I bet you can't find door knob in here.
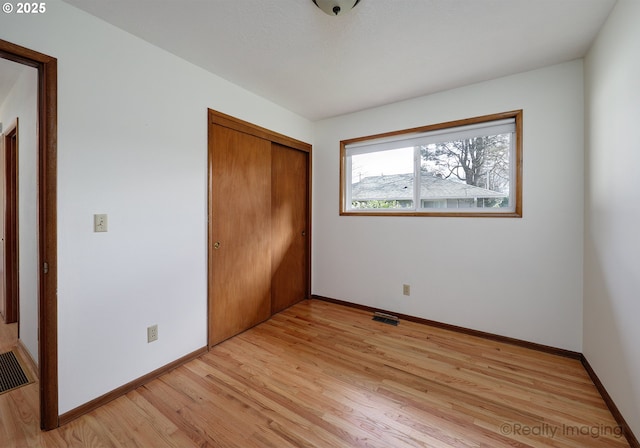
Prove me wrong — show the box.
[213,241,221,249]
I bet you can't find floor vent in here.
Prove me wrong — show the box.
[373,312,399,326]
[0,350,32,395]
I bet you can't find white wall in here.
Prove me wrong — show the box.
[4,0,634,430]
[584,0,640,436]
[1,0,312,414]
[313,61,585,352]
[0,65,39,364]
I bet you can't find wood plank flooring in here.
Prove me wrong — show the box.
[0,319,18,353]
[1,299,630,447]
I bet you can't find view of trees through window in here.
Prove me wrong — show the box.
[419,133,511,209]
[342,111,522,216]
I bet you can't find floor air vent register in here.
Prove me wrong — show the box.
[0,350,33,394]
[372,311,399,326]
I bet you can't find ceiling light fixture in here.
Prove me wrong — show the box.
[312,0,361,16]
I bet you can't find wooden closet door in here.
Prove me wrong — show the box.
[209,124,272,346]
[271,143,309,314]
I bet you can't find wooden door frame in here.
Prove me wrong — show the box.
[3,119,19,325]
[0,39,58,430]
[207,109,312,348]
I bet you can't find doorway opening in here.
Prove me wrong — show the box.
[0,38,58,430]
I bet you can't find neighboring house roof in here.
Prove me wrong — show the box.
[351,172,506,201]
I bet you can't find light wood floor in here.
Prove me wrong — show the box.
[1,299,630,447]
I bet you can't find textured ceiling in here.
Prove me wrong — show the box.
[61,0,615,120]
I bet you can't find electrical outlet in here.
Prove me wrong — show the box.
[147,324,158,343]
[403,284,411,296]
[94,214,108,232]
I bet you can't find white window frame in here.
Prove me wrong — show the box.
[340,110,523,217]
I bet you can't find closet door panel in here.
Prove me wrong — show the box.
[271,143,308,314]
[209,124,272,346]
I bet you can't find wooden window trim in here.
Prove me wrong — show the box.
[340,110,523,218]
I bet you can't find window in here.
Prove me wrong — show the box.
[340,110,522,217]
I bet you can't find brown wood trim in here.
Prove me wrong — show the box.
[311,295,582,359]
[513,109,523,217]
[208,109,311,153]
[59,345,208,426]
[0,39,52,69]
[0,38,58,430]
[39,53,58,431]
[306,149,313,301]
[339,211,523,218]
[339,110,523,218]
[3,120,19,325]
[342,110,522,146]
[207,118,214,348]
[581,355,640,448]
[207,121,215,348]
[339,140,347,215]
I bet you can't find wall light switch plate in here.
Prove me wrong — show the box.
[94,214,108,232]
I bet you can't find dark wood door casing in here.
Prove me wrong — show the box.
[3,122,19,324]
